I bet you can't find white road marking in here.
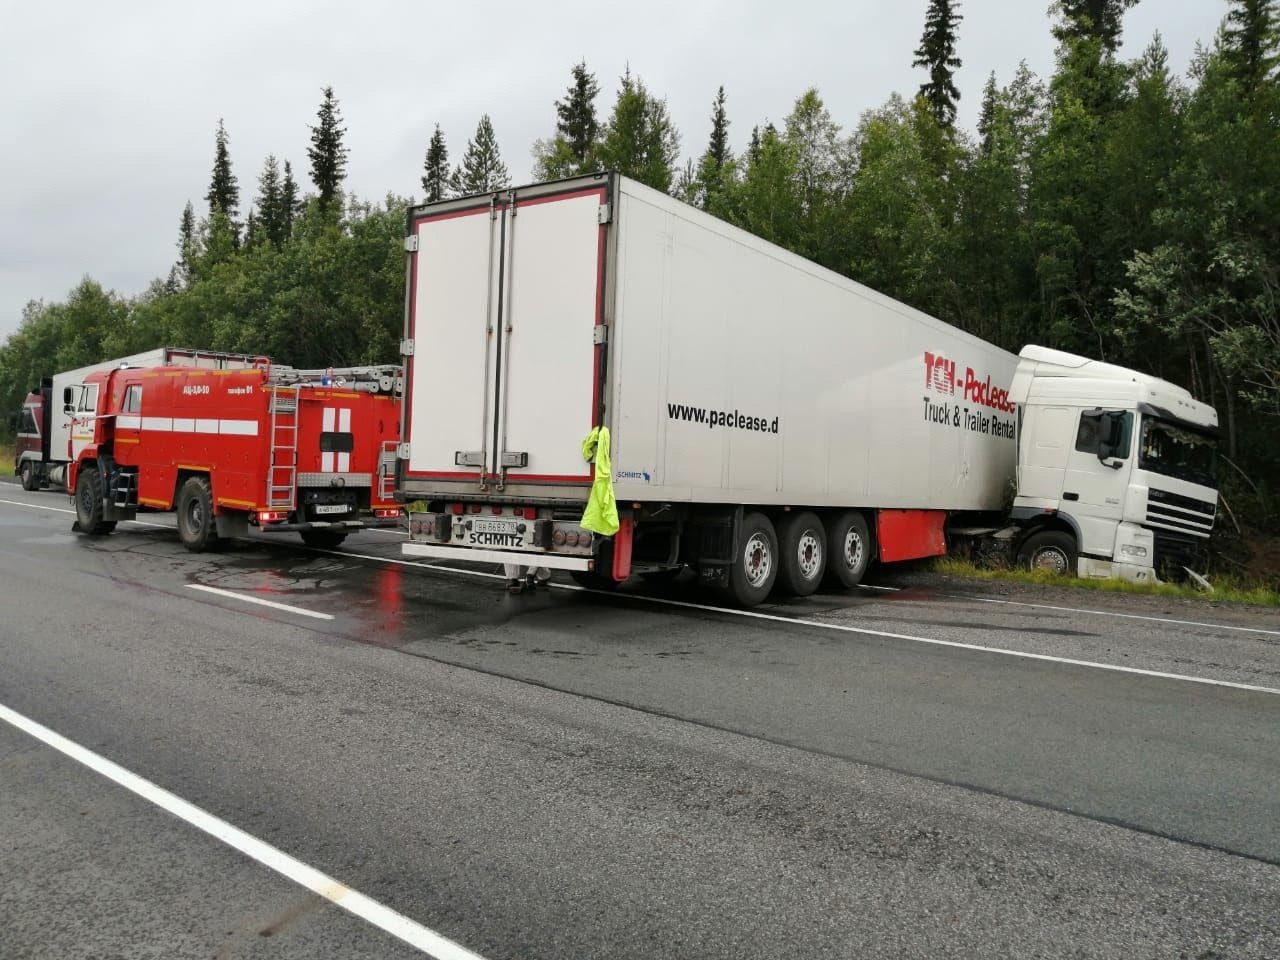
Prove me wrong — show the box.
[2,495,1275,689]
[0,701,486,960]
[951,593,1280,638]
[0,497,169,529]
[187,584,334,620]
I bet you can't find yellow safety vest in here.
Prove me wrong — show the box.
[580,426,619,536]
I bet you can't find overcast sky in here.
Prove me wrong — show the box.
[0,0,1228,343]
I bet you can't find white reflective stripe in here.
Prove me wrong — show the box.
[337,452,350,471]
[338,408,351,432]
[322,452,335,472]
[172,418,195,432]
[219,419,258,436]
[116,415,142,429]
[141,417,173,431]
[195,419,219,434]
[323,407,336,431]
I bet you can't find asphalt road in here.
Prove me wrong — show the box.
[1,483,1278,959]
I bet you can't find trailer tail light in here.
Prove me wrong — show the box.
[450,503,464,515]
[409,512,451,542]
[374,508,400,519]
[470,504,482,513]
[492,505,503,515]
[553,530,566,546]
[258,511,288,524]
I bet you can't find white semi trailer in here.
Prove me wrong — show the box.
[397,173,1218,604]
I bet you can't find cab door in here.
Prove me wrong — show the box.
[1062,408,1133,554]
[69,383,99,462]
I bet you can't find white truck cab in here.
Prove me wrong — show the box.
[1009,346,1219,583]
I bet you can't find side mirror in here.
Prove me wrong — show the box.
[62,387,74,406]
[63,403,75,414]
[1096,412,1125,463]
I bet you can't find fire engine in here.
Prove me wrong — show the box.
[65,355,404,551]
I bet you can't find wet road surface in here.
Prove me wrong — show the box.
[1,486,1278,958]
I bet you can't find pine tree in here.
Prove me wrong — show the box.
[596,69,680,193]
[556,61,601,168]
[280,161,299,237]
[256,155,284,245]
[913,0,963,128]
[205,119,239,242]
[1052,0,1138,52]
[308,86,349,211]
[1223,0,1280,92]
[421,124,450,201]
[451,115,510,195]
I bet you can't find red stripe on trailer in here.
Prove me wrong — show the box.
[611,516,634,581]
[876,509,947,563]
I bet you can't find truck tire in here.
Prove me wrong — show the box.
[777,511,826,596]
[1018,530,1077,576]
[300,530,348,550]
[177,475,218,552]
[74,466,115,535]
[728,512,778,607]
[825,511,872,588]
[20,460,38,491]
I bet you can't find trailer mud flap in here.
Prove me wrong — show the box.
[876,509,947,563]
[692,506,741,587]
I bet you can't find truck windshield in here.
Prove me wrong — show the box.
[1138,418,1217,488]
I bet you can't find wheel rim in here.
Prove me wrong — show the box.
[186,498,203,534]
[1032,546,1069,575]
[79,480,93,519]
[743,532,772,588]
[843,528,864,573]
[797,530,822,580]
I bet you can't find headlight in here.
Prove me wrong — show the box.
[1120,544,1148,558]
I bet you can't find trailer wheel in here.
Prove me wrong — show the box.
[825,511,872,588]
[1018,530,1077,576]
[20,461,38,491]
[728,512,778,607]
[74,466,115,535]
[177,475,218,552]
[777,511,826,596]
[300,530,348,550]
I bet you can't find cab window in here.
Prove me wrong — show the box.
[123,385,143,413]
[1075,410,1133,458]
[77,384,98,413]
[19,407,38,434]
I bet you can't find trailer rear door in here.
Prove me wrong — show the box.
[404,182,608,490]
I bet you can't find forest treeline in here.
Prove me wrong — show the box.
[1,1,1277,534]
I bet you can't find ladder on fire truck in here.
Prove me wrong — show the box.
[267,385,300,509]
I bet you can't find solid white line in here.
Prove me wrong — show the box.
[187,584,334,620]
[308,546,1280,698]
[0,497,170,529]
[951,593,1280,638]
[0,701,486,960]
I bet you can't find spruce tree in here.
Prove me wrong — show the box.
[596,70,681,193]
[707,86,730,169]
[912,0,963,129]
[1223,0,1280,92]
[176,201,198,286]
[1051,0,1138,52]
[977,72,998,154]
[556,61,601,168]
[451,115,510,195]
[692,86,733,211]
[256,155,283,245]
[308,86,349,211]
[421,124,450,201]
[205,119,239,241]
[280,161,299,237]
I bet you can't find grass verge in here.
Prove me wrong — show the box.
[933,556,1280,608]
[0,442,14,476]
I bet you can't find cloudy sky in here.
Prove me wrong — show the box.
[0,1,1227,342]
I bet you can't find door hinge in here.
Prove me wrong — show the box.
[397,442,411,460]
[403,235,419,253]
[400,338,415,357]
[597,203,612,225]
[593,326,608,345]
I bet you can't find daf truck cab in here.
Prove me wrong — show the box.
[1009,346,1219,583]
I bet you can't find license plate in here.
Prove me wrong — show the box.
[314,504,349,515]
[472,518,519,535]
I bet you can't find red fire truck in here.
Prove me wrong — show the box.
[65,357,404,551]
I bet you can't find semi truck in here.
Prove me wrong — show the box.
[395,173,1219,605]
[62,352,404,550]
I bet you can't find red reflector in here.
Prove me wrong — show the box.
[470,504,482,514]
[450,503,464,516]
[491,505,502,515]
[524,507,537,519]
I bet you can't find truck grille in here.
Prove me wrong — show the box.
[1145,488,1215,537]
[1151,529,1206,580]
